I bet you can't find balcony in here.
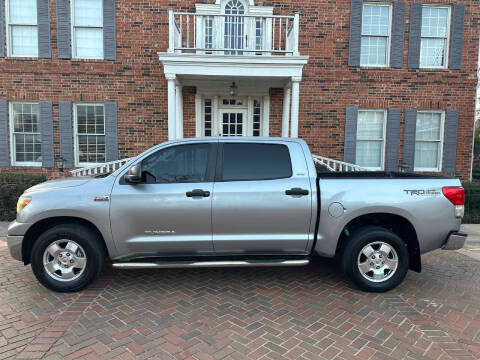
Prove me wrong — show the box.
[167,10,300,56]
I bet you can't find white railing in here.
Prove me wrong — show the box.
[312,155,367,172]
[70,158,133,177]
[168,10,299,56]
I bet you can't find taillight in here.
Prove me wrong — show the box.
[442,187,465,206]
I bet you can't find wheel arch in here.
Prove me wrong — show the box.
[335,213,421,272]
[22,217,109,265]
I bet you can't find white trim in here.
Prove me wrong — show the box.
[9,101,42,167]
[71,0,104,60]
[73,103,106,167]
[195,93,203,137]
[414,110,445,173]
[360,3,393,68]
[419,5,451,70]
[356,109,388,171]
[5,0,39,58]
[262,95,270,136]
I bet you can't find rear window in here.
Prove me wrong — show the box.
[221,143,292,181]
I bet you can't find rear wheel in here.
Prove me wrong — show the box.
[31,224,105,292]
[341,226,409,292]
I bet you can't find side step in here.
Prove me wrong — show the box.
[112,259,310,269]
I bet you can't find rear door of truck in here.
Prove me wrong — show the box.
[211,140,313,255]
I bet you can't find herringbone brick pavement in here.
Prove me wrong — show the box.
[0,247,479,359]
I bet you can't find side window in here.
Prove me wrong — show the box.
[74,104,105,165]
[420,6,450,69]
[7,0,38,57]
[414,111,444,172]
[71,0,104,59]
[356,109,387,170]
[222,143,292,181]
[142,144,211,184]
[10,102,41,166]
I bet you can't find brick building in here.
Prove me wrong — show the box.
[0,0,478,180]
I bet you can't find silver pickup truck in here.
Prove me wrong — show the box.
[7,137,467,293]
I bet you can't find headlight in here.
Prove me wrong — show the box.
[17,196,32,214]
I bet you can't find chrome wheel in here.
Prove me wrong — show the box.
[43,240,87,282]
[357,241,398,283]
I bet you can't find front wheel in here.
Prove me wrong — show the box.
[30,224,105,292]
[341,226,409,292]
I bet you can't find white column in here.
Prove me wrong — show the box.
[263,95,270,136]
[290,77,301,138]
[166,74,177,140]
[175,82,183,139]
[282,86,291,137]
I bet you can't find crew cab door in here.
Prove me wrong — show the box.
[212,141,313,255]
[110,142,217,258]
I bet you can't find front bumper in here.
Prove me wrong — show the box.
[442,231,468,251]
[7,235,23,261]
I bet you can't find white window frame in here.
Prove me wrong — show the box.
[356,109,387,171]
[73,103,106,167]
[9,101,42,167]
[414,110,445,172]
[70,0,104,59]
[419,5,451,69]
[5,0,38,58]
[360,3,393,68]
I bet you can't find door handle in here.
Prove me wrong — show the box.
[285,188,309,196]
[186,189,210,198]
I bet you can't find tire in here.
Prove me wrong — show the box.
[30,224,105,292]
[340,226,409,293]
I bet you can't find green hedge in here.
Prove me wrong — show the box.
[0,173,46,222]
[464,181,480,224]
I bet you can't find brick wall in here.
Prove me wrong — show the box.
[0,0,478,181]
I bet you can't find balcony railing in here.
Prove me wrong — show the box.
[168,10,300,56]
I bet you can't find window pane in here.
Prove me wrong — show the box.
[362,5,390,36]
[415,141,439,169]
[77,105,104,135]
[14,133,41,163]
[11,26,38,57]
[421,7,449,38]
[9,0,37,24]
[78,135,106,163]
[356,140,382,168]
[74,28,103,58]
[420,38,445,67]
[360,36,387,66]
[357,111,385,139]
[74,0,103,27]
[222,143,292,181]
[416,112,442,141]
[142,144,210,184]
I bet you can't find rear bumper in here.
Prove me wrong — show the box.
[7,235,23,261]
[442,231,467,251]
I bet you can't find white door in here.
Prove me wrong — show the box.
[219,109,248,136]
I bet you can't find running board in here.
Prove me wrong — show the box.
[111,259,310,269]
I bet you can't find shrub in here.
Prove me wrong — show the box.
[464,181,480,224]
[0,173,46,222]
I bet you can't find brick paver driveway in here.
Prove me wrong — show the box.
[1,248,480,360]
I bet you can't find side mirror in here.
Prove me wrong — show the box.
[124,164,143,184]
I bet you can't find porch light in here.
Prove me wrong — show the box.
[55,156,66,173]
[230,82,238,97]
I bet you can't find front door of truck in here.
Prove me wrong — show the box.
[212,141,312,255]
[110,142,217,258]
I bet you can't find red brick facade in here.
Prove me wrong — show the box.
[0,0,478,180]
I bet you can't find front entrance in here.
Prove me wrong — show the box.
[197,95,268,137]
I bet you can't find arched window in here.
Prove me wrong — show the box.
[224,0,245,54]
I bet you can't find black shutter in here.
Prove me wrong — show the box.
[0,100,8,166]
[385,109,401,172]
[403,109,417,171]
[443,110,459,174]
[59,101,74,168]
[105,102,118,162]
[103,0,116,60]
[0,0,4,57]
[37,0,51,58]
[56,0,71,59]
[407,3,423,69]
[390,2,406,68]
[40,101,54,168]
[344,107,359,164]
[348,0,363,67]
[449,4,465,70]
